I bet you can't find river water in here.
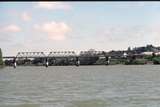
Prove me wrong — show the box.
[0,65,160,107]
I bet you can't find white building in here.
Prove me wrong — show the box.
[155,52,160,55]
[141,52,153,56]
[123,52,127,57]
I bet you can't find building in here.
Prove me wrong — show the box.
[141,52,153,56]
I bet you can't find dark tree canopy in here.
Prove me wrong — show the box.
[127,47,131,51]
[0,48,3,65]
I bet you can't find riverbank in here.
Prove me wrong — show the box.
[3,63,159,67]
[3,55,160,67]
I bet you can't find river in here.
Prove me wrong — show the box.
[0,65,160,107]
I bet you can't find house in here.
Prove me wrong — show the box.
[155,52,160,55]
[141,52,153,56]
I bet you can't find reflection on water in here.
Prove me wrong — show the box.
[0,65,160,107]
[0,104,40,107]
[69,99,108,107]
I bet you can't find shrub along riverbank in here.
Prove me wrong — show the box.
[94,54,160,65]
[3,56,160,66]
[0,48,4,67]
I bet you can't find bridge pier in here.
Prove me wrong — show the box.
[13,58,17,68]
[105,56,111,65]
[53,57,56,65]
[75,56,80,66]
[45,58,49,67]
[66,57,69,65]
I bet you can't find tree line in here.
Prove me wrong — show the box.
[0,48,3,66]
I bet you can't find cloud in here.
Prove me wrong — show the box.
[21,12,31,21]
[35,2,71,10]
[34,21,71,40]
[0,24,21,32]
[96,25,160,48]
[0,24,21,45]
[113,2,146,8]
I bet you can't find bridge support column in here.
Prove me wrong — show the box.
[105,56,111,65]
[66,57,69,65]
[53,57,56,66]
[13,58,17,68]
[75,56,80,66]
[45,58,49,67]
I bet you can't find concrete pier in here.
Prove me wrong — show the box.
[45,61,48,67]
[45,58,49,67]
[13,61,17,68]
[76,57,80,66]
[105,56,111,65]
[12,57,17,68]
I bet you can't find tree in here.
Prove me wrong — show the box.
[127,47,131,51]
[153,57,160,64]
[0,48,3,65]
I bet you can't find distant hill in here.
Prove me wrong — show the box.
[131,45,160,54]
[106,44,160,58]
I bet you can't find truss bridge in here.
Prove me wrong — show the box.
[2,50,108,67]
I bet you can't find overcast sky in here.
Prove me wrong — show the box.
[1,2,160,56]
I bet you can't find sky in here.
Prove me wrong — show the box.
[1,2,160,56]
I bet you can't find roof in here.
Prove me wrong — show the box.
[141,52,153,55]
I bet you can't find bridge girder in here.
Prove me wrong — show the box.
[3,50,106,59]
[16,52,46,58]
[48,51,77,57]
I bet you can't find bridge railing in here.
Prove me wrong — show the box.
[48,51,77,57]
[16,52,46,58]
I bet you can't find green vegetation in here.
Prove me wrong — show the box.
[95,58,106,65]
[0,48,4,67]
[144,55,153,61]
[125,59,147,65]
[109,59,120,65]
[143,54,160,65]
[152,56,160,64]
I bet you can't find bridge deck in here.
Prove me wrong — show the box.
[3,55,104,59]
